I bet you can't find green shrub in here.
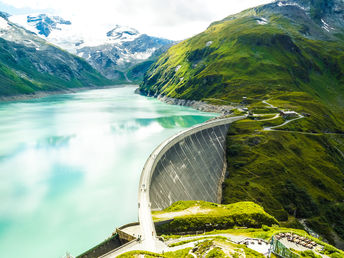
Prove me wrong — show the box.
[300,250,322,258]
[262,225,270,231]
[205,248,226,258]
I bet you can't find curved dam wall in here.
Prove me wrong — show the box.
[147,116,244,210]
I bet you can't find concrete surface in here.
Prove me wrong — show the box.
[101,116,245,257]
[137,116,245,253]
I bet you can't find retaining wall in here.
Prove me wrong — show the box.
[76,233,121,258]
[116,222,139,244]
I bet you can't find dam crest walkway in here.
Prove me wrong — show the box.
[102,116,245,257]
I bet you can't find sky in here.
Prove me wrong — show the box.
[0,0,274,40]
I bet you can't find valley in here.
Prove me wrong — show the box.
[0,0,343,257]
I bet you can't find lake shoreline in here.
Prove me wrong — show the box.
[135,88,235,115]
[0,84,132,103]
[0,86,216,258]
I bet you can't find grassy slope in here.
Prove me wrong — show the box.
[140,1,344,246]
[140,11,344,108]
[126,43,175,83]
[118,241,265,258]
[223,116,344,243]
[118,201,344,257]
[126,59,155,83]
[152,201,278,233]
[147,200,344,257]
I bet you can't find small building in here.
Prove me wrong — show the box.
[301,112,311,117]
[241,96,248,105]
[280,110,299,119]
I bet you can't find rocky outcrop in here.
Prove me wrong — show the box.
[156,95,234,114]
[135,88,235,114]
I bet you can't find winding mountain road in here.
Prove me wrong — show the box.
[261,100,305,131]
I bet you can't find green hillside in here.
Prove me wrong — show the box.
[224,116,344,244]
[0,38,111,97]
[140,7,344,108]
[152,201,278,233]
[140,0,344,247]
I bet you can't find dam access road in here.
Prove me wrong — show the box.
[101,116,245,257]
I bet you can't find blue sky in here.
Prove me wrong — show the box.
[0,0,274,40]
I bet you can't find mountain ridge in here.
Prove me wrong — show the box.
[9,13,174,81]
[0,13,111,97]
[139,0,344,248]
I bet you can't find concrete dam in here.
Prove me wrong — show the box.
[83,116,245,257]
[140,116,244,212]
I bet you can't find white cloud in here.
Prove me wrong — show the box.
[1,0,273,39]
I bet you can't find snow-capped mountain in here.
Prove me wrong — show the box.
[26,14,71,37]
[106,25,140,42]
[0,11,110,97]
[0,12,53,50]
[76,33,172,80]
[9,14,173,81]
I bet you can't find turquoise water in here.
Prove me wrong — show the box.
[0,86,216,258]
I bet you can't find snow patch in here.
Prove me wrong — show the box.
[277,1,306,10]
[0,17,9,30]
[175,65,182,72]
[116,48,155,65]
[206,41,213,47]
[132,48,156,60]
[257,17,268,25]
[10,15,142,52]
[321,19,333,32]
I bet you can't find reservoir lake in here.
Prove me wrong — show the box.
[0,86,216,258]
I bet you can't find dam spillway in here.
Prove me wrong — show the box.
[145,116,244,210]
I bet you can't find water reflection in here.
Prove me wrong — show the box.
[0,86,216,258]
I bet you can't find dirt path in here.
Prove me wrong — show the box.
[153,206,212,220]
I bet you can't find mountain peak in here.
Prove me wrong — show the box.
[273,0,344,27]
[106,25,140,41]
[0,11,10,20]
[26,14,72,37]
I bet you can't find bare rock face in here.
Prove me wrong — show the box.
[77,34,173,80]
[273,0,344,29]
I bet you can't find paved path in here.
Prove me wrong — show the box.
[162,233,270,255]
[264,115,304,131]
[164,233,247,246]
[255,113,279,121]
[262,100,277,109]
[261,100,305,131]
